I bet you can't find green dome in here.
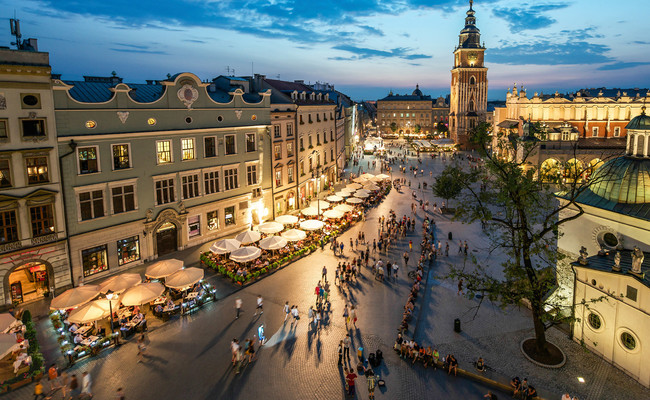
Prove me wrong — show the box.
[625,108,650,130]
[589,157,650,204]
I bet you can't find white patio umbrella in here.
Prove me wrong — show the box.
[165,267,204,290]
[236,230,262,244]
[301,207,323,216]
[353,177,368,184]
[346,197,363,204]
[370,176,384,182]
[258,221,284,234]
[51,285,101,310]
[334,204,354,213]
[0,314,19,334]
[360,173,375,179]
[326,195,344,202]
[354,192,370,199]
[0,334,19,359]
[335,191,351,198]
[259,236,288,250]
[282,229,307,242]
[309,200,330,209]
[300,219,325,231]
[323,209,344,220]
[67,299,120,324]
[363,184,380,191]
[275,215,299,225]
[99,273,141,294]
[356,188,371,194]
[346,183,362,190]
[145,259,183,279]
[210,238,241,254]
[376,173,390,180]
[230,246,262,263]
[120,282,165,306]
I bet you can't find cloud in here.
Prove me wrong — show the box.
[631,40,650,45]
[597,62,650,71]
[182,39,207,44]
[490,40,612,65]
[110,48,168,55]
[492,3,569,32]
[332,44,432,60]
[114,43,151,50]
[359,25,384,36]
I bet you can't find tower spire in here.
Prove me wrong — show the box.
[470,0,474,10]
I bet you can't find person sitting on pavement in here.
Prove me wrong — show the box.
[524,385,537,400]
[510,376,521,396]
[475,357,486,372]
[447,354,458,376]
[423,346,433,368]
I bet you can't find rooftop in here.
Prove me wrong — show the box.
[573,250,650,288]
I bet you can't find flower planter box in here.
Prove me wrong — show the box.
[8,377,32,391]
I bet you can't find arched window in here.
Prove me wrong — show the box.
[469,101,475,112]
[469,76,476,85]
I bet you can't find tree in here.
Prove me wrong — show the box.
[390,122,397,133]
[444,122,613,362]
[432,164,464,209]
[414,124,421,134]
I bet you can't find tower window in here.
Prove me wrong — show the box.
[470,76,476,85]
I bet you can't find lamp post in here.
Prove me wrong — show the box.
[106,290,119,345]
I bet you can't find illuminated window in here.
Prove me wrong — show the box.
[274,145,281,160]
[82,245,108,277]
[78,147,99,174]
[288,166,294,183]
[156,140,172,164]
[224,206,236,226]
[207,210,219,231]
[181,138,195,160]
[29,204,54,237]
[112,144,130,170]
[26,156,49,184]
[117,236,140,266]
[275,169,282,187]
[0,159,11,187]
[246,133,256,152]
[287,143,294,157]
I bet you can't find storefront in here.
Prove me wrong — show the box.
[7,261,51,304]
[156,222,178,256]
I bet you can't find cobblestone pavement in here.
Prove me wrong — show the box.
[9,143,650,400]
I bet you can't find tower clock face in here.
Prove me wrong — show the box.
[468,52,478,61]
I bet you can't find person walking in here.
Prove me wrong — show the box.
[235,298,242,319]
[393,263,399,280]
[33,379,45,400]
[351,306,357,329]
[338,340,344,365]
[291,305,299,325]
[343,333,351,362]
[254,295,263,315]
[403,251,409,267]
[343,304,350,329]
[137,334,146,363]
[340,242,344,255]
[322,266,328,282]
[69,374,80,399]
[80,371,92,398]
[366,368,377,400]
[47,363,59,393]
[283,301,290,323]
[345,367,358,396]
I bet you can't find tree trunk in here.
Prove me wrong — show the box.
[531,302,549,355]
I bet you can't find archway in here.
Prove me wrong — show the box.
[564,158,584,182]
[586,158,603,181]
[540,158,561,183]
[156,222,178,256]
[5,261,52,304]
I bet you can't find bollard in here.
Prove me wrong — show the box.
[454,318,461,333]
[448,232,453,240]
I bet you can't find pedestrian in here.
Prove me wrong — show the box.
[458,240,463,254]
[81,371,92,398]
[464,241,469,256]
[254,295,264,315]
[291,305,299,325]
[403,251,409,267]
[351,306,357,329]
[33,379,45,400]
[308,306,314,326]
[343,333,351,361]
[69,374,80,399]
[137,334,146,362]
[235,297,242,319]
[373,239,377,253]
[445,242,449,257]
[393,263,399,279]
[59,371,69,399]
[340,242,344,254]
[338,340,344,365]
[409,240,413,251]
[343,304,350,329]
[322,265,327,282]
[230,338,240,365]
[247,338,256,363]
[350,238,354,251]
[366,368,377,400]
[47,363,59,393]
[457,279,463,295]
[116,388,125,400]
[283,301,290,322]
[314,283,321,302]
[345,367,358,395]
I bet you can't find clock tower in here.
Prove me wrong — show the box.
[449,0,488,149]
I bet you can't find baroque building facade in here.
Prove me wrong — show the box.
[0,48,71,306]
[53,72,272,285]
[377,85,434,138]
[449,1,488,149]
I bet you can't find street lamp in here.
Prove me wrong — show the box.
[106,290,119,345]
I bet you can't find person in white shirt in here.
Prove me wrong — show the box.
[235,298,242,319]
[291,306,299,325]
[81,371,92,397]
[254,295,263,315]
[283,301,290,323]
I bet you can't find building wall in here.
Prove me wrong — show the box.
[0,49,71,305]
[270,108,298,216]
[376,100,433,137]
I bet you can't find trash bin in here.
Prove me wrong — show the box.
[454,318,461,333]
[448,232,453,240]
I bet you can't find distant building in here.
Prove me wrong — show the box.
[377,85,434,138]
[53,72,271,285]
[449,1,488,149]
[0,47,71,306]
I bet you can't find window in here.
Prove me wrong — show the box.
[308,135,313,148]
[26,156,49,184]
[225,135,236,155]
[78,147,99,174]
[21,94,40,108]
[117,236,140,266]
[287,123,293,136]
[204,170,220,195]
[181,138,195,160]
[626,285,638,302]
[204,137,217,158]
[274,145,281,160]
[21,119,46,138]
[288,166,294,183]
[207,210,219,231]
[247,164,258,185]
[621,332,636,350]
[592,127,599,137]
[287,143,294,157]
[300,161,304,175]
[246,133,256,152]
[29,204,54,237]
[587,313,602,330]
[0,159,11,187]
[0,210,18,243]
[274,125,281,138]
[112,144,130,170]
[155,178,175,205]
[308,157,312,172]
[79,190,105,221]
[613,127,621,137]
[275,169,282,187]
[224,167,238,191]
[331,149,334,163]
[156,140,172,164]
[224,206,236,226]
[188,215,201,238]
[182,174,200,199]
[0,120,8,138]
[330,130,334,141]
[112,185,135,214]
[561,131,569,141]
[82,245,108,277]
[299,137,304,150]
[299,115,304,124]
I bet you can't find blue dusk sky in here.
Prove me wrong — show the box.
[2,0,649,100]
